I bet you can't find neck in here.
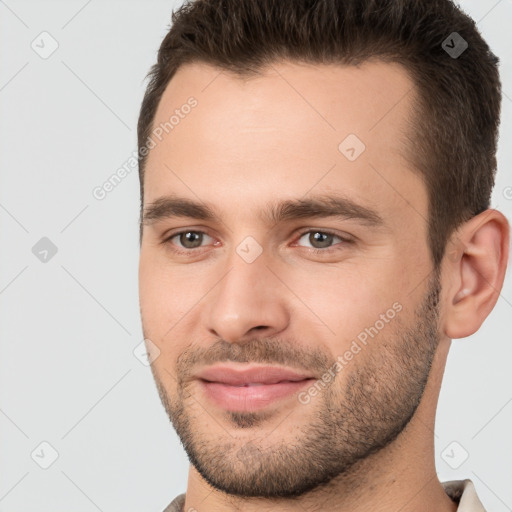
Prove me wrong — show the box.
[183,339,457,512]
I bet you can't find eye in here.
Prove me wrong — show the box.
[164,230,214,252]
[161,228,353,257]
[295,230,352,251]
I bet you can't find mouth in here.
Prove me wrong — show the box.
[194,364,316,412]
[221,381,300,387]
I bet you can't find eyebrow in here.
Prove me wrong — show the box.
[142,193,385,228]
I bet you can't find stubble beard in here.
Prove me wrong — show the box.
[150,272,441,498]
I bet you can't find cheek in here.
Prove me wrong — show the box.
[139,261,185,382]
[139,247,179,300]
[138,254,183,334]
[287,263,406,341]
[139,253,209,355]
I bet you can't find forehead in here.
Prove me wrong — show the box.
[143,59,426,227]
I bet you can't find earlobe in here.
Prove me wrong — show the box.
[443,209,510,340]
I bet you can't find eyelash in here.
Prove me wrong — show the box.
[161,228,353,256]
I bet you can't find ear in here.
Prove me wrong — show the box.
[442,209,510,339]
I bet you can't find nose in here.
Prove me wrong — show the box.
[203,250,290,343]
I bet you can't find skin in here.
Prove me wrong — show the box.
[138,60,509,512]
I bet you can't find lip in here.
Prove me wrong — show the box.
[194,364,316,412]
[194,364,314,386]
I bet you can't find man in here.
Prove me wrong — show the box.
[137,0,510,510]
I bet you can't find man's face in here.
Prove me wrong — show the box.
[139,60,441,496]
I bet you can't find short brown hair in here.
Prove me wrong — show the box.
[137,0,501,268]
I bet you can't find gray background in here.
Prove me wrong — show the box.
[0,1,511,510]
